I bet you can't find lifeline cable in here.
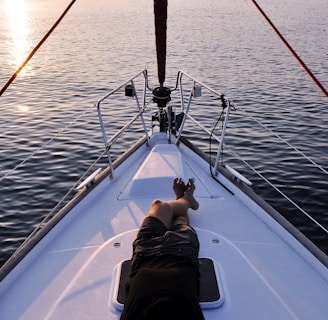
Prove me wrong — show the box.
[0,102,93,183]
[239,108,328,175]
[0,0,77,97]
[224,142,328,234]
[251,0,328,98]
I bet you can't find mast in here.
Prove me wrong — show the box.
[154,0,168,87]
[153,0,172,133]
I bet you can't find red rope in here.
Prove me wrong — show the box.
[251,0,328,98]
[0,0,77,97]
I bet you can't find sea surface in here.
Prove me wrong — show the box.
[0,0,327,267]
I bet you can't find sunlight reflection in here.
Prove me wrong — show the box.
[17,105,30,113]
[5,0,30,74]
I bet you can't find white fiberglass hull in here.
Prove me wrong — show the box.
[0,132,327,320]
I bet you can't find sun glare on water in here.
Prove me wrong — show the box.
[17,105,30,113]
[5,0,30,74]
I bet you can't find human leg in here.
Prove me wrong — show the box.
[130,179,200,274]
[173,177,185,199]
[148,178,199,229]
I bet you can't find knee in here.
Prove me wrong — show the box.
[151,199,162,206]
[149,199,171,216]
[148,200,173,229]
[150,199,170,212]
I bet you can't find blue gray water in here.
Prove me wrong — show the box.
[0,0,327,267]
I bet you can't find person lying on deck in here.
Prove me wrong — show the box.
[120,178,205,320]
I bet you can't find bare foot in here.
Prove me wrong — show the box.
[173,178,185,199]
[184,178,199,210]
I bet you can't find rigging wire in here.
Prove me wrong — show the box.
[0,103,95,183]
[26,148,107,241]
[0,0,77,97]
[250,0,328,99]
[13,97,155,240]
[207,103,327,234]
[224,143,328,235]
[0,92,154,183]
[238,108,328,176]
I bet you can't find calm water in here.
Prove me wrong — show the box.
[0,0,327,267]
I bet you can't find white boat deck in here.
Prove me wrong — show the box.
[0,134,327,320]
